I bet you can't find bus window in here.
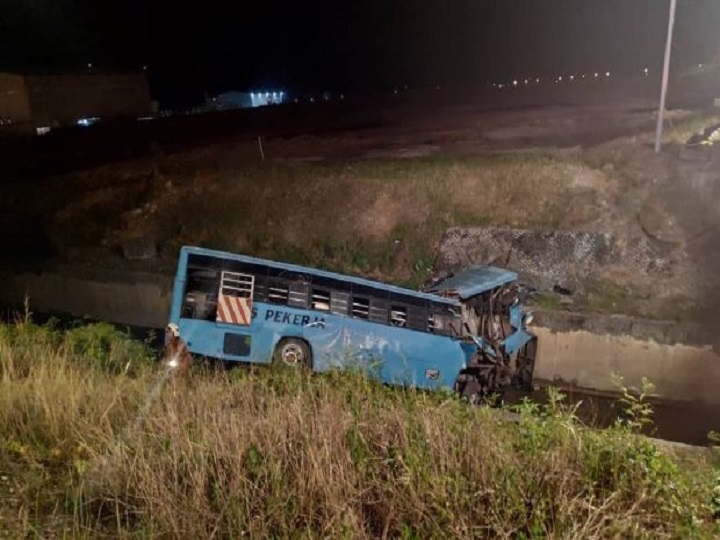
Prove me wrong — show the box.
[182,267,219,320]
[330,290,350,315]
[389,306,407,327]
[268,280,289,304]
[430,306,462,337]
[288,280,310,308]
[223,333,251,356]
[351,296,370,319]
[311,289,331,311]
[369,299,388,323]
[406,306,429,331]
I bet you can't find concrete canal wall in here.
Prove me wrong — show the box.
[1,269,718,405]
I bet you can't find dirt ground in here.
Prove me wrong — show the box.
[1,83,719,320]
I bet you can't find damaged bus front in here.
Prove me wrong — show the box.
[425,267,537,400]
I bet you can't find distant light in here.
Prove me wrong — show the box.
[535,78,540,83]
[523,79,528,85]
[594,72,599,78]
[558,76,563,82]
[605,71,610,77]
[77,118,91,127]
[513,79,518,86]
[36,126,51,136]
[581,74,586,79]
[87,63,93,69]
[699,63,704,70]
[569,75,575,81]
[142,65,148,71]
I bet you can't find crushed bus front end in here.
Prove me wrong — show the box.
[425,266,536,401]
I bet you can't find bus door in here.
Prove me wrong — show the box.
[215,270,255,359]
[302,287,348,371]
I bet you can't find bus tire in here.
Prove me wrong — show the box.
[273,338,312,369]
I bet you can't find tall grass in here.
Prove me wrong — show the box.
[1,320,718,538]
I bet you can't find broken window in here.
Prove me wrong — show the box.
[182,267,220,320]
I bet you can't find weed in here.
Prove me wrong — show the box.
[0,321,718,538]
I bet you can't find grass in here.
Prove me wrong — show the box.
[43,151,611,288]
[1,319,720,538]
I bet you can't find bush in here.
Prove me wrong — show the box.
[0,322,718,538]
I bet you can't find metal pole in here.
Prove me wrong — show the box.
[655,0,678,153]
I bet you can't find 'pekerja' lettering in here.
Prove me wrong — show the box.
[264,309,324,327]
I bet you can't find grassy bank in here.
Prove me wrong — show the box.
[1,321,719,538]
[40,152,612,287]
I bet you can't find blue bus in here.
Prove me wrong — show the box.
[168,246,537,400]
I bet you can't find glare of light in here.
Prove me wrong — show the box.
[36,126,51,136]
[569,75,575,81]
[513,79,518,86]
[605,71,610,77]
[498,84,504,89]
[581,74,586,79]
[643,67,649,75]
[699,63,704,70]
[87,63,93,69]
[523,79,528,85]
[558,76,563,82]
[535,78,540,83]
[142,65,148,71]
[594,72,599,78]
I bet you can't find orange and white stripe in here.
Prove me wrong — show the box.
[216,293,252,326]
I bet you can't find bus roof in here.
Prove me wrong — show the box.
[423,266,518,300]
[180,246,460,306]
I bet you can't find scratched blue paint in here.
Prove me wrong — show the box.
[169,246,533,393]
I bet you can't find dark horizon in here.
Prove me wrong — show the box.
[1,0,719,106]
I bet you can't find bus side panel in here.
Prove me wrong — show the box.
[249,303,343,365]
[340,320,466,391]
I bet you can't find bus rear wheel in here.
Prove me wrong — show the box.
[273,338,312,369]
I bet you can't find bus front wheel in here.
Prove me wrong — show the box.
[273,338,312,369]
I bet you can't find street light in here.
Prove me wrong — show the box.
[655,0,678,153]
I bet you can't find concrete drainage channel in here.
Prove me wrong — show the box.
[0,267,719,444]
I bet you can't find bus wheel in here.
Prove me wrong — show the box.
[273,338,312,369]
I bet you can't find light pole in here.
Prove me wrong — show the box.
[655,0,678,153]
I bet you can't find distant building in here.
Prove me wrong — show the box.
[0,72,152,132]
[203,90,286,112]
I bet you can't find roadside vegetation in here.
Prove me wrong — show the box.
[37,152,612,288]
[1,318,719,538]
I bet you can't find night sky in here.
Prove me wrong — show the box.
[1,0,719,106]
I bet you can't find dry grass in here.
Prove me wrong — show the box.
[1,320,719,538]
[40,151,615,286]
